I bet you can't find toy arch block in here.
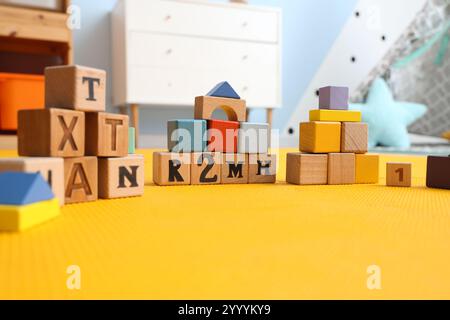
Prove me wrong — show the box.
[248,154,277,184]
[0,157,65,205]
[386,163,411,187]
[300,122,341,154]
[191,152,222,185]
[98,155,145,199]
[85,112,129,157]
[64,157,98,204]
[286,153,328,185]
[153,152,191,186]
[194,96,246,122]
[222,154,248,184]
[426,156,450,190]
[18,108,85,158]
[0,172,54,206]
[45,65,106,112]
[0,198,60,232]
[167,119,207,153]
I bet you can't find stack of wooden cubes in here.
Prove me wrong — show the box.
[0,65,144,209]
[153,82,277,185]
[287,86,379,185]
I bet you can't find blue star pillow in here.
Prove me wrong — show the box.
[349,78,427,148]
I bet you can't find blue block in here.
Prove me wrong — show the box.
[167,120,207,153]
[0,172,54,206]
[206,81,240,99]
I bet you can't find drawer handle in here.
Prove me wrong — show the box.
[242,55,249,61]
[242,86,249,92]
[242,21,249,27]
[166,49,173,55]
[165,14,172,21]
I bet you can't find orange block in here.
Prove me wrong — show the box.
[207,119,239,153]
[0,73,44,130]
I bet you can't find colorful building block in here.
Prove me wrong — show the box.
[206,81,240,99]
[45,65,106,112]
[64,157,98,204]
[128,127,136,154]
[0,157,65,206]
[0,198,60,232]
[341,122,368,154]
[195,96,246,122]
[98,155,144,199]
[319,86,349,110]
[386,163,412,187]
[208,119,239,153]
[355,154,379,184]
[191,153,221,185]
[18,108,85,157]
[328,153,356,185]
[167,120,206,153]
[222,154,248,184]
[0,172,54,206]
[286,153,328,185]
[309,110,362,122]
[85,112,129,157]
[248,154,277,184]
[426,156,450,190]
[238,122,270,154]
[300,122,341,153]
[153,152,191,186]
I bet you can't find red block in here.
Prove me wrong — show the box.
[207,120,239,153]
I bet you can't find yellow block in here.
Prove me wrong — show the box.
[355,154,379,184]
[310,109,362,122]
[0,199,60,232]
[300,122,341,153]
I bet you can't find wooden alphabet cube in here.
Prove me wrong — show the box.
[341,122,368,154]
[0,157,65,205]
[237,122,270,154]
[85,112,129,157]
[167,119,206,153]
[222,154,248,184]
[386,163,411,187]
[98,155,144,199]
[18,109,85,157]
[208,119,239,153]
[355,154,379,184]
[300,122,341,153]
[426,156,450,190]
[328,153,355,185]
[153,152,191,186]
[319,86,349,110]
[64,157,98,204]
[195,96,246,122]
[45,65,106,112]
[286,153,328,185]
[248,154,277,184]
[191,153,221,185]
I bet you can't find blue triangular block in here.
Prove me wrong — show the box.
[206,81,240,99]
[0,172,54,206]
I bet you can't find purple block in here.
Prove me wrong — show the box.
[319,86,349,110]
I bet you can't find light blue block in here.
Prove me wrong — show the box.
[0,172,54,206]
[167,120,207,153]
[206,81,240,99]
[128,127,136,154]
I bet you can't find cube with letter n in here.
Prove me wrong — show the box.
[98,155,144,199]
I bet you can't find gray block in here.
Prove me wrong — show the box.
[319,86,349,110]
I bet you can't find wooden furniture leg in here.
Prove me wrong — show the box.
[130,104,139,147]
[267,108,273,129]
[246,109,251,122]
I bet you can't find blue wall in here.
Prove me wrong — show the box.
[72,0,357,143]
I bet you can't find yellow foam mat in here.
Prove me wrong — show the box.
[0,149,449,299]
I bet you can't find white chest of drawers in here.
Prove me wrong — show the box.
[111,0,282,143]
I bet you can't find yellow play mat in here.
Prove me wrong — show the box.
[0,149,449,300]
